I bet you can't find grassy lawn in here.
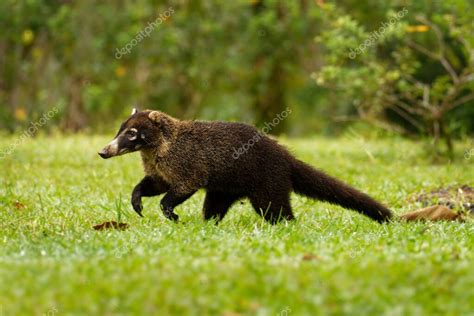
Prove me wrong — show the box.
[0,135,473,315]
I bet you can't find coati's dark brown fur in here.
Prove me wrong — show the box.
[99,109,393,224]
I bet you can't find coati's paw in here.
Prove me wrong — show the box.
[161,206,179,222]
[165,211,179,222]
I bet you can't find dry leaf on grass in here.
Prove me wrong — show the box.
[93,221,129,231]
[302,253,320,261]
[13,201,26,209]
[399,205,463,222]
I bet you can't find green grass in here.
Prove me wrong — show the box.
[0,134,473,315]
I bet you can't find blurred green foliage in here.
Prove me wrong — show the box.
[314,0,474,154]
[0,0,472,140]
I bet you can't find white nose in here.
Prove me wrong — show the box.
[98,139,119,159]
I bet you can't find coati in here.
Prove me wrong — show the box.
[98,109,393,224]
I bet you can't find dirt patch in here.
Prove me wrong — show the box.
[409,185,474,213]
[93,221,129,231]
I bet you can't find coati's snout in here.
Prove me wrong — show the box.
[98,137,123,159]
[99,108,160,159]
[99,127,141,159]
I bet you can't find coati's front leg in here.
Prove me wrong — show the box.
[132,176,170,217]
[160,187,197,222]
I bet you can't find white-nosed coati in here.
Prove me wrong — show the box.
[99,109,393,224]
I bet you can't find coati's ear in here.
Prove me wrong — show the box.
[148,111,162,124]
[131,108,138,116]
[147,111,175,153]
[148,110,176,139]
[148,111,177,133]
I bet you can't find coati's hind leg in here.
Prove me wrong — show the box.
[249,191,295,224]
[132,176,170,217]
[202,191,241,223]
[160,187,197,222]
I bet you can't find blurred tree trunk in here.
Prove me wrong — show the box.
[251,0,287,134]
[253,60,286,134]
[62,77,87,132]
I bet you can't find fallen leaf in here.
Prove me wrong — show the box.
[93,221,129,231]
[222,313,243,316]
[13,201,26,209]
[400,205,462,222]
[302,253,320,261]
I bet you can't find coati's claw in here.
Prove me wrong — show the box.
[160,203,179,222]
[161,207,179,222]
[132,204,143,216]
[165,211,179,222]
[131,194,144,217]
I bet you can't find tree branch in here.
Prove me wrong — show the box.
[407,40,439,60]
[419,16,459,83]
[451,92,474,109]
[391,104,424,131]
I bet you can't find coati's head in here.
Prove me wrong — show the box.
[98,108,176,159]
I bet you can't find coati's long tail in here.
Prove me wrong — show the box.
[291,159,393,223]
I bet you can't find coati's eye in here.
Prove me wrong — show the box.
[127,129,138,139]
